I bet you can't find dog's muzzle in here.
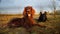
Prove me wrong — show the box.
[28,14,31,17]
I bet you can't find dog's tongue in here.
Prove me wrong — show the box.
[28,14,31,17]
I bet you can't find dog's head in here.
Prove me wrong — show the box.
[23,6,35,18]
[25,6,32,12]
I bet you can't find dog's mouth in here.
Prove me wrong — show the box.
[28,14,31,17]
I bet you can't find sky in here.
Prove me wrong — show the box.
[0,0,60,14]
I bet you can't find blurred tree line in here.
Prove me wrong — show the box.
[48,10,60,15]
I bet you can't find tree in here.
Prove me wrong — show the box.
[52,0,56,18]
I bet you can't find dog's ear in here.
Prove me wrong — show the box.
[23,7,26,16]
[44,11,47,15]
[31,7,35,15]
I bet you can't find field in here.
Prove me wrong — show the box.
[0,14,60,34]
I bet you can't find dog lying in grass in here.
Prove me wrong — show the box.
[7,6,46,29]
[38,11,47,22]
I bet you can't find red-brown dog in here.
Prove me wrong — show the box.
[7,6,46,29]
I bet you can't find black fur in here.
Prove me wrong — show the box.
[38,11,47,22]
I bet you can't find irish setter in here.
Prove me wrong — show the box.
[7,6,46,29]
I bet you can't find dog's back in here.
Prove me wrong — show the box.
[7,18,25,28]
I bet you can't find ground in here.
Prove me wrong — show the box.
[0,14,60,34]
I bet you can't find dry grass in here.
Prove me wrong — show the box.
[0,14,60,34]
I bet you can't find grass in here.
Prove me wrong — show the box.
[0,14,60,34]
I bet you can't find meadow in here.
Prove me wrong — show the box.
[0,14,60,34]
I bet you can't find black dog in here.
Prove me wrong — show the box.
[38,11,47,22]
